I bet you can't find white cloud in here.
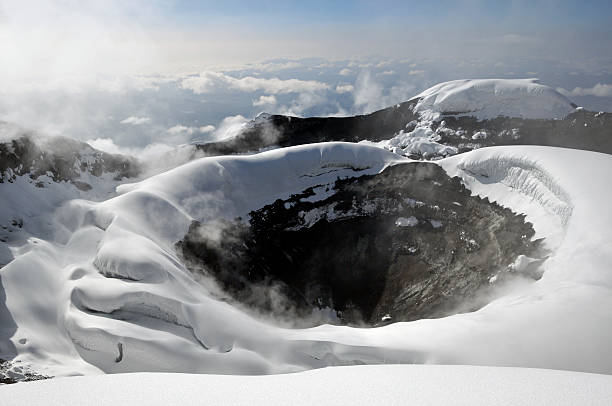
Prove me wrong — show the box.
[179,72,224,94]
[353,71,384,112]
[120,116,150,125]
[167,125,193,135]
[339,68,352,76]
[283,92,327,116]
[557,83,612,98]
[376,60,393,68]
[353,71,416,113]
[227,75,328,94]
[86,137,200,176]
[212,115,249,140]
[379,70,395,76]
[251,61,302,72]
[253,95,277,106]
[87,137,125,155]
[87,137,174,160]
[180,71,329,95]
[167,124,216,136]
[335,84,354,94]
[408,70,425,75]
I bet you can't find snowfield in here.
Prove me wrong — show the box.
[1,141,611,379]
[3,365,612,406]
[413,78,577,120]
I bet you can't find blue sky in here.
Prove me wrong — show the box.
[164,0,612,29]
[167,1,611,22]
[1,0,611,71]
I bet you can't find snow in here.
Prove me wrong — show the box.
[508,255,539,272]
[440,147,575,250]
[395,216,418,227]
[2,365,612,406]
[361,122,458,158]
[471,130,488,140]
[2,142,612,380]
[1,142,409,377]
[413,79,577,120]
[0,171,124,268]
[429,219,443,228]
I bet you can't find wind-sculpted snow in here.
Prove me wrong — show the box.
[413,79,577,120]
[458,157,573,224]
[0,132,139,268]
[445,154,574,251]
[1,142,612,380]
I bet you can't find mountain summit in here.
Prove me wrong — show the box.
[413,78,577,120]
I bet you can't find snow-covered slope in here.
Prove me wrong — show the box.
[0,143,407,378]
[3,365,612,406]
[0,133,139,267]
[413,79,577,121]
[1,142,612,380]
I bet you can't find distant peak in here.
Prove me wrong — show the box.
[412,78,577,120]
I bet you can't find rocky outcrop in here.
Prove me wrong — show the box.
[193,103,612,160]
[195,102,419,155]
[0,132,140,186]
[431,109,612,156]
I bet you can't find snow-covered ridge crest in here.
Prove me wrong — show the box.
[413,78,577,120]
[441,148,574,250]
[457,155,574,225]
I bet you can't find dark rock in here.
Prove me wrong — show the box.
[192,101,612,159]
[177,162,543,326]
[0,130,140,184]
[195,102,419,155]
[434,109,612,156]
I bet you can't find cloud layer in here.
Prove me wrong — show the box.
[180,72,329,95]
[120,116,151,125]
[2,55,612,158]
[558,83,612,98]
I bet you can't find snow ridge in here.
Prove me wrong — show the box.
[456,155,574,226]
